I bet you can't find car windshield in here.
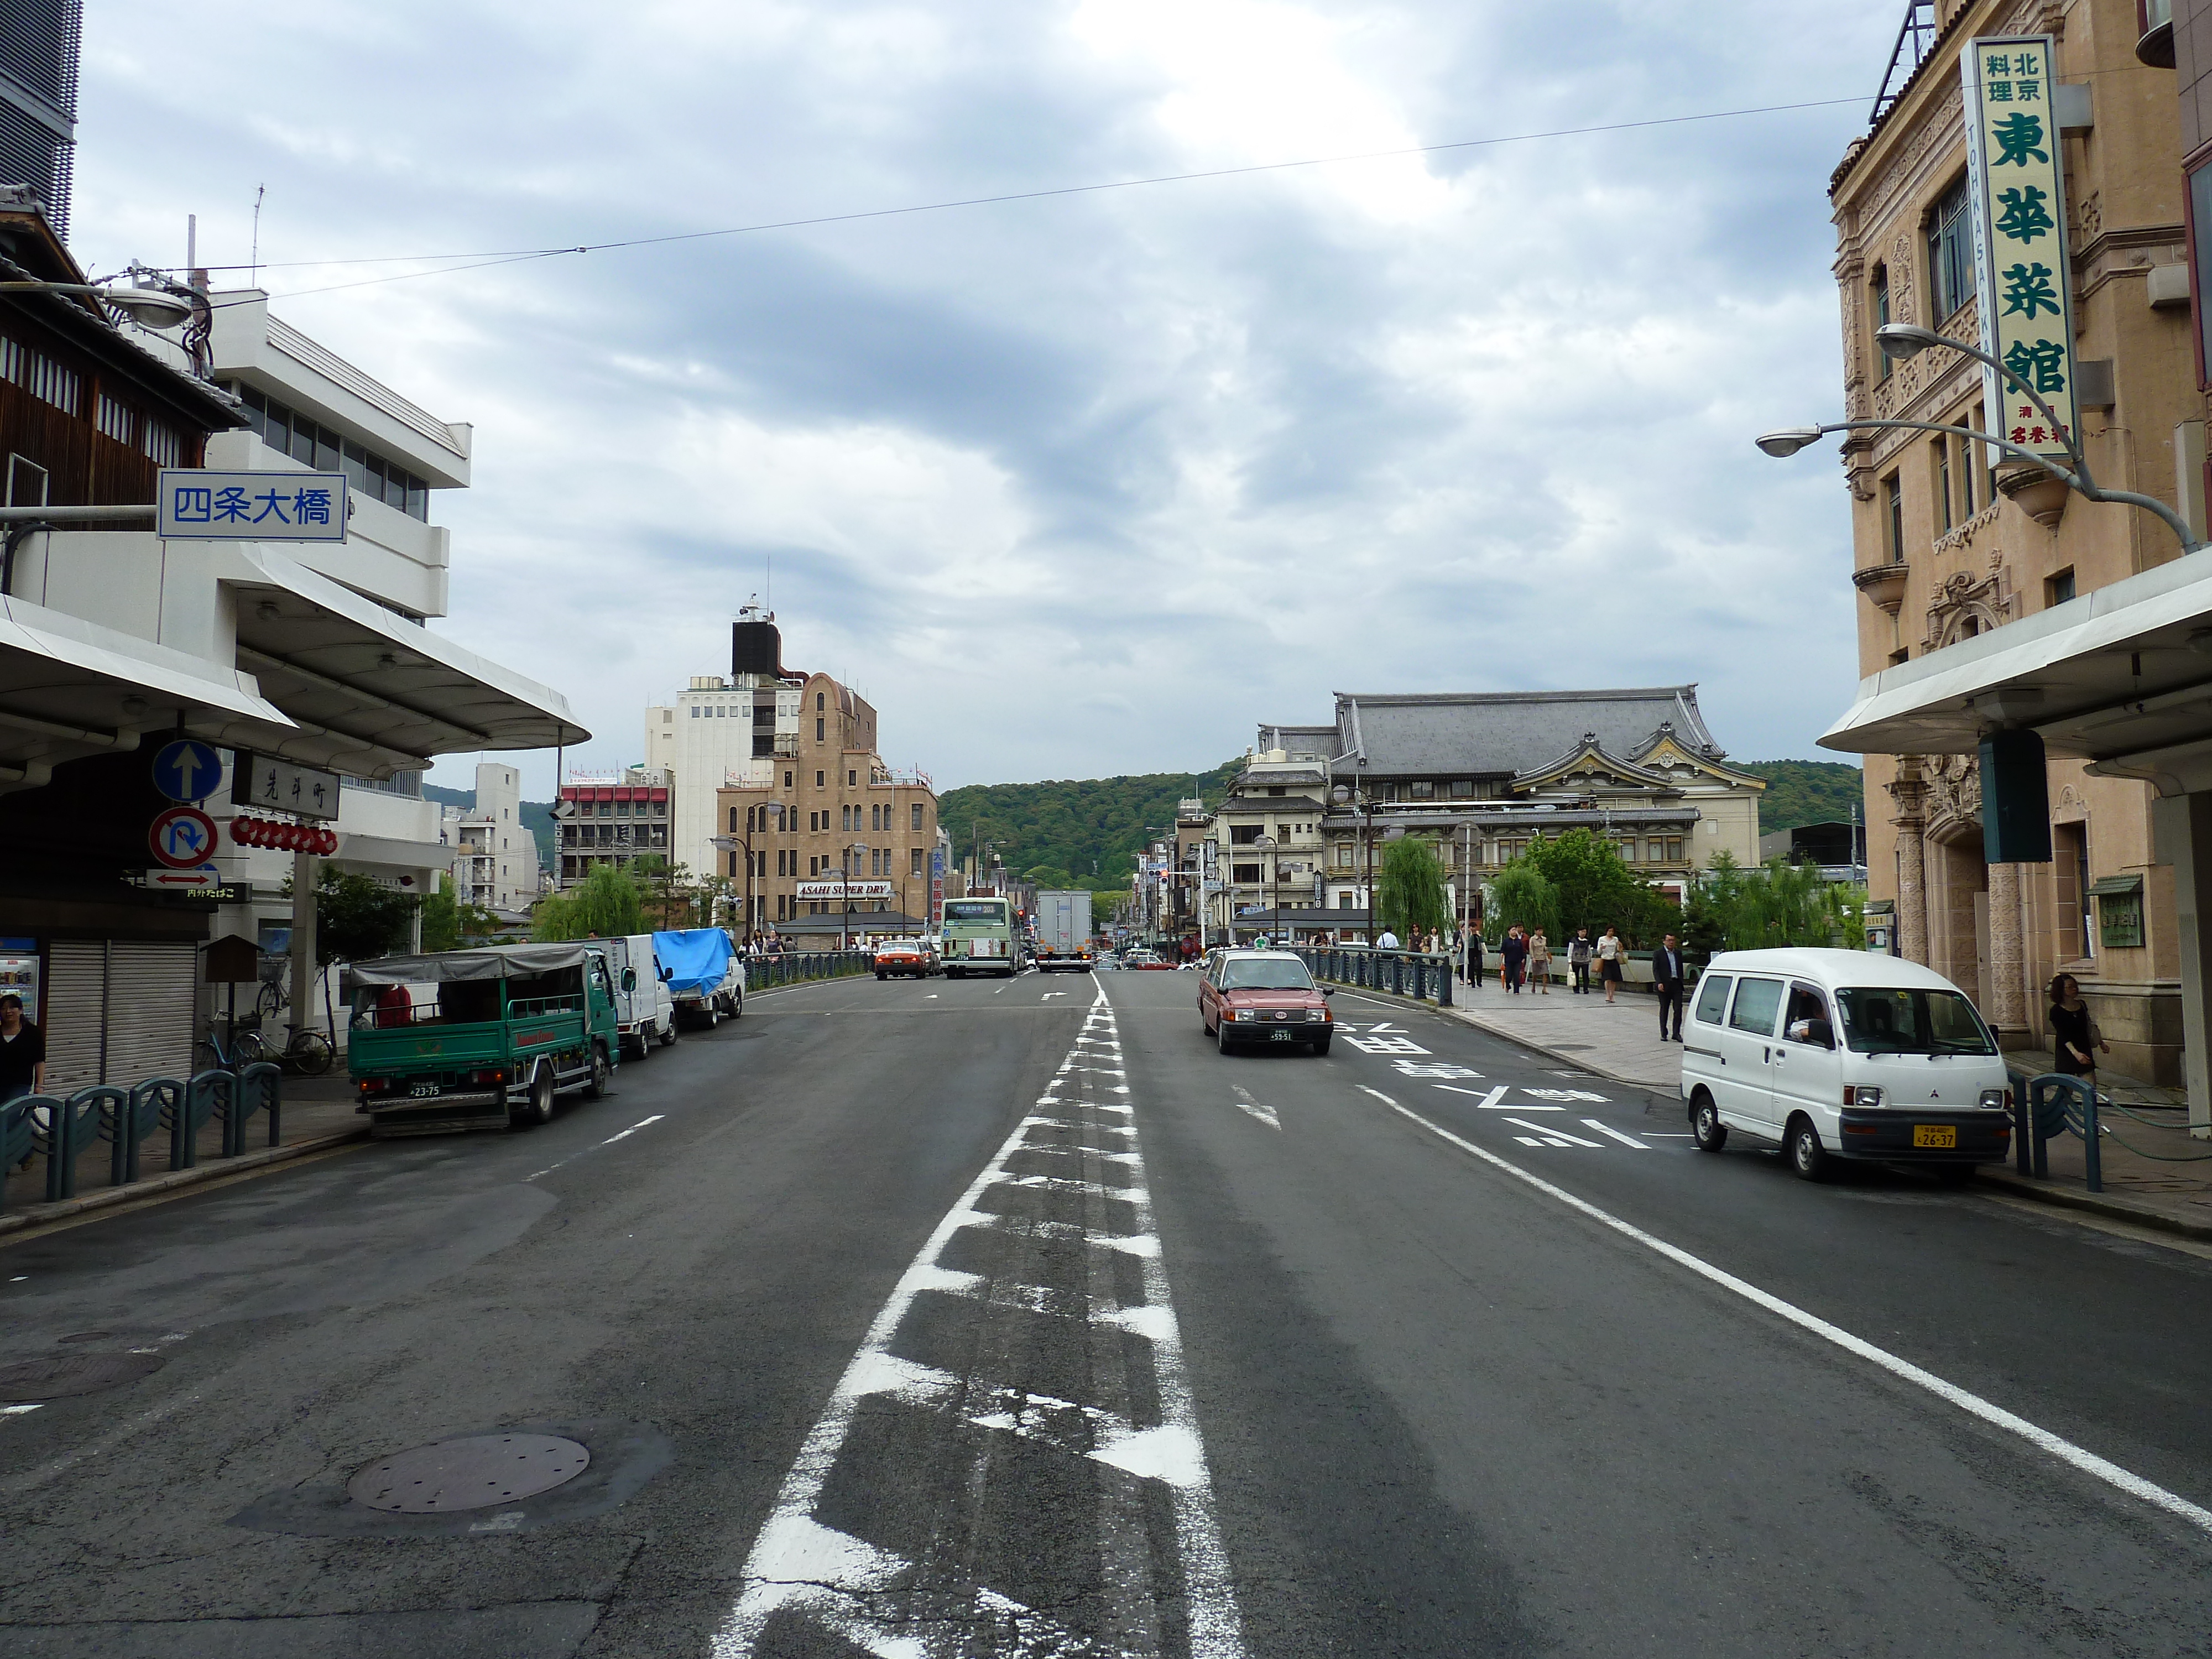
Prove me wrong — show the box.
[1834,987,1996,1055]
[1222,958,1315,990]
[943,902,1005,922]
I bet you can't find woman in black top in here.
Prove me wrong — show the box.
[2048,974,2107,1082]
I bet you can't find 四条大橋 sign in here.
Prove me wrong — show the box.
[796,880,895,901]
[158,469,349,542]
[1963,35,2078,464]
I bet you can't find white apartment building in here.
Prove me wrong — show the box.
[645,672,802,883]
[445,760,540,915]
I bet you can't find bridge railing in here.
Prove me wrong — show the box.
[1294,946,1454,1009]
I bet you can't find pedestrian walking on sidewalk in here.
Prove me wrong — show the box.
[1596,926,1624,1004]
[1652,934,1686,1040]
[1,992,45,1171]
[1527,928,1552,993]
[1465,930,1485,988]
[2049,975,2108,1092]
[1568,928,1593,994]
[1501,925,1528,993]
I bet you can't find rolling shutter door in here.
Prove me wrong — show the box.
[40,940,105,1095]
[32,941,196,1092]
[104,941,196,1084]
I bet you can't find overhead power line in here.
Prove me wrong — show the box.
[195,94,1864,306]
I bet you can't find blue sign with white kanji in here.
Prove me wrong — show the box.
[150,739,222,804]
[157,469,349,542]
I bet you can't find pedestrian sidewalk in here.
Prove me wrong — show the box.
[1442,972,2212,1241]
[2,1073,368,1235]
[1448,972,1681,1091]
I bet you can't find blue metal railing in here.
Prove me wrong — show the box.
[0,1061,287,1216]
[2008,1066,2103,1192]
[744,950,873,989]
[1294,946,1454,1009]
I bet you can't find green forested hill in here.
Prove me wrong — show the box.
[938,761,1243,891]
[1739,759,1865,833]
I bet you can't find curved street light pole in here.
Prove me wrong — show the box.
[1758,323,2206,557]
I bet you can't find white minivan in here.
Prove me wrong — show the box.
[1681,948,2013,1182]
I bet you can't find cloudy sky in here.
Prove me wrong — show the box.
[75,1,1897,797]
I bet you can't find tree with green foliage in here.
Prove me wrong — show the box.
[1376,836,1452,940]
[312,865,416,964]
[1736,759,1866,834]
[1486,859,1559,944]
[419,875,502,952]
[533,863,646,941]
[938,760,1244,894]
[1684,852,1865,954]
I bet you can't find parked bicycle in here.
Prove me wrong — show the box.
[194,1019,268,1074]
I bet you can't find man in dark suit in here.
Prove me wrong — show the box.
[1652,933,1687,1040]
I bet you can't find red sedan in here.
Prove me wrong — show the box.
[1196,950,1334,1055]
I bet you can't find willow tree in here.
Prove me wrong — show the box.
[533,863,645,941]
[1375,836,1451,941]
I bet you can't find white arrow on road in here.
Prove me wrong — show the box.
[1230,1085,1280,1131]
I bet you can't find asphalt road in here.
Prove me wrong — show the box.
[3,967,2209,1656]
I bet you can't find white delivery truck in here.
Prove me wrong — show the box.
[603,933,678,1060]
[1034,889,1094,973]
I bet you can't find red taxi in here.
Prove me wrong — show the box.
[1197,949,1333,1055]
[874,941,938,979]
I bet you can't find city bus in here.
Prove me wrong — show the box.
[941,896,1019,979]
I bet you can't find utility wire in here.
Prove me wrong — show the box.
[188,93,1865,305]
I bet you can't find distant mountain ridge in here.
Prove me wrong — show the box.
[937,761,1243,891]
[1738,759,1865,834]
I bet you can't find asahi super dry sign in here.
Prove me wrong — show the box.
[1961,35,2079,464]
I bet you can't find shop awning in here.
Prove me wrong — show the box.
[0,595,298,794]
[1820,549,2212,795]
[222,542,587,775]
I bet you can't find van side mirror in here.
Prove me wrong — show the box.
[1321,985,1334,997]
[622,967,638,992]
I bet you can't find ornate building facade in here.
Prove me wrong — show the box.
[1832,0,2194,1076]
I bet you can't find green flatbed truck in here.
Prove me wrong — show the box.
[345,942,625,1137]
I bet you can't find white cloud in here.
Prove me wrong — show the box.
[68,0,1895,798]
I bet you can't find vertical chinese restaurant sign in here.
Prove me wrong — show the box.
[1963,35,2078,465]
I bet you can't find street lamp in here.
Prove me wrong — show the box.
[711,799,785,947]
[0,275,196,331]
[1756,322,2205,554]
[1254,833,1277,943]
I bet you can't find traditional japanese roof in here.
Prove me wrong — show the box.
[1311,686,1726,781]
[1512,732,1678,792]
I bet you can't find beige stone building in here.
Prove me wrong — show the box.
[1829,0,2198,1079]
[714,668,938,939]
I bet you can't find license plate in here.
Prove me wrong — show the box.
[1912,1124,1957,1149]
[1271,1029,1294,1042]
[410,1082,441,1099]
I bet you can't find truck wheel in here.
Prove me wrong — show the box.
[728,989,743,1020]
[524,1064,556,1126]
[1788,1117,1828,1182]
[583,1044,612,1100]
[658,1019,678,1048]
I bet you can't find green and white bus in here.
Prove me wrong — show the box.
[942,896,1019,979]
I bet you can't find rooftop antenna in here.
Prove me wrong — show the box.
[249,184,264,288]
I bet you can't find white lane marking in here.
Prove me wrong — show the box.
[1042,992,1068,1000]
[1230,1085,1281,1131]
[1581,1118,1651,1150]
[1341,1033,1431,1056]
[712,973,1246,1657]
[1505,1117,1604,1147]
[925,994,939,999]
[1524,1088,1609,1104]
[3,1403,42,1417]
[1392,1061,1483,1079]
[1435,1084,1527,1109]
[1364,1022,1404,1033]
[1379,1097,2212,1540]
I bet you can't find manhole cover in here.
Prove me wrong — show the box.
[0,1351,165,1401]
[348,1434,591,1514]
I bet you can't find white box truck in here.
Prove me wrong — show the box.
[1035,890,1094,973]
[605,934,678,1059]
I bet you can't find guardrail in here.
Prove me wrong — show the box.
[1295,946,1455,1008]
[744,950,875,990]
[1,1062,283,1213]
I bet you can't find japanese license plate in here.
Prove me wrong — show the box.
[1912,1124,1957,1149]
[1270,1029,1294,1042]
[410,1082,442,1099]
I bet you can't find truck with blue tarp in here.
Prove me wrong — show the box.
[653,928,745,1028]
[344,942,623,1136]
